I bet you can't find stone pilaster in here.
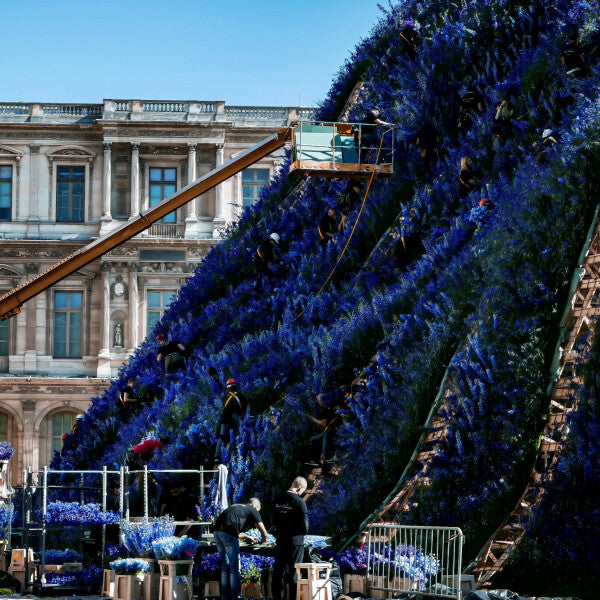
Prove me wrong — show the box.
[185,143,201,238]
[128,263,139,353]
[130,142,140,218]
[100,143,113,233]
[213,143,226,238]
[97,264,112,378]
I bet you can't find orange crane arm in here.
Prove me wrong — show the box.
[0,126,293,321]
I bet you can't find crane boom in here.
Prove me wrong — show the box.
[0,126,293,321]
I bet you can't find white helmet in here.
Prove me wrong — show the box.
[542,128,553,138]
[270,233,281,244]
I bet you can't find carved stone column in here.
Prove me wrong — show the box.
[213,143,226,238]
[128,262,139,352]
[185,143,201,238]
[97,264,112,378]
[27,146,41,241]
[100,143,113,235]
[102,143,112,219]
[130,142,140,218]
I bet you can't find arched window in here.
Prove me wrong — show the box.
[0,413,8,443]
[51,412,78,455]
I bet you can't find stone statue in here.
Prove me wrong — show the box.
[114,322,123,347]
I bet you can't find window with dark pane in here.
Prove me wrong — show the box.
[242,169,269,208]
[57,166,85,222]
[149,167,177,223]
[147,290,176,333]
[0,319,8,356]
[0,165,12,221]
[53,291,82,358]
[0,413,7,443]
[52,412,76,454]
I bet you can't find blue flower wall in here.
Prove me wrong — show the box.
[54,0,600,590]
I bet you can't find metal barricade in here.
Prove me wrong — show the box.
[366,524,464,600]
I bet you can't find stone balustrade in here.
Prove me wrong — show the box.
[0,99,316,125]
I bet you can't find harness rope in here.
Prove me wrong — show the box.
[314,135,386,298]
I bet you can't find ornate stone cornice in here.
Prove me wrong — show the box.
[0,378,110,395]
[103,128,224,138]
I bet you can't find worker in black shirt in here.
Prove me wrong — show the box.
[416,122,439,173]
[561,33,587,77]
[156,334,186,374]
[458,85,484,131]
[318,208,337,247]
[253,232,281,291]
[458,156,480,199]
[389,221,426,271]
[272,477,308,600]
[356,109,391,164]
[215,378,248,461]
[159,485,198,535]
[307,394,344,472]
[213,499,268,600]
[399,20,418,59]
[118,377,138,416]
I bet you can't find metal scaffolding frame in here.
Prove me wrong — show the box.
[18,465,217,591]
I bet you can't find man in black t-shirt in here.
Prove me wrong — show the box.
[156,334,186,373]
[561,34,587,77]
[213,499,268,600]
[318,208,337,247]
[272,477,308,600]
[215,378,248,461]
[118,377,138,417]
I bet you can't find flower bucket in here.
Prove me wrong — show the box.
[114,573,144,600]
[158,560,193,578]
[343,574,366,595]
[158,560,193,600]
[102,569,115,597]
[45,564,65,574]
[367,575,394,599]
[241,581,263,599]
[144,571,160,600]
[204,580,220,596]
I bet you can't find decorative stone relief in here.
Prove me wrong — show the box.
[141,145,188,155]
[22,399,36,412]
[110,275,129,300]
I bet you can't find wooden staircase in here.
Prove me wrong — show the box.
[466,214,600,586]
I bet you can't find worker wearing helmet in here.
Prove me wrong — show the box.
[215,378,248,462]
[252,233,282,291]
[318,207,337,247]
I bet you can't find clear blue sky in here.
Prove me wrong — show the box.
[2,0,384,107]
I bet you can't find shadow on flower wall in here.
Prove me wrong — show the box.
[53,0,600,583]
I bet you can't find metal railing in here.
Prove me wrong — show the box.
[19,464,219,590]
[291,120,395,174]
[366,524,464,600]
[43,104,103,118]
[146,222,185,238]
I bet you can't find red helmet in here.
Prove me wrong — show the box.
[156,333,166,343]
[226,378,237,387]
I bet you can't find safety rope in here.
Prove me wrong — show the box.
[314,136,386,298]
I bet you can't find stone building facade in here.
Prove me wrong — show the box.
[0,99,314,480]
